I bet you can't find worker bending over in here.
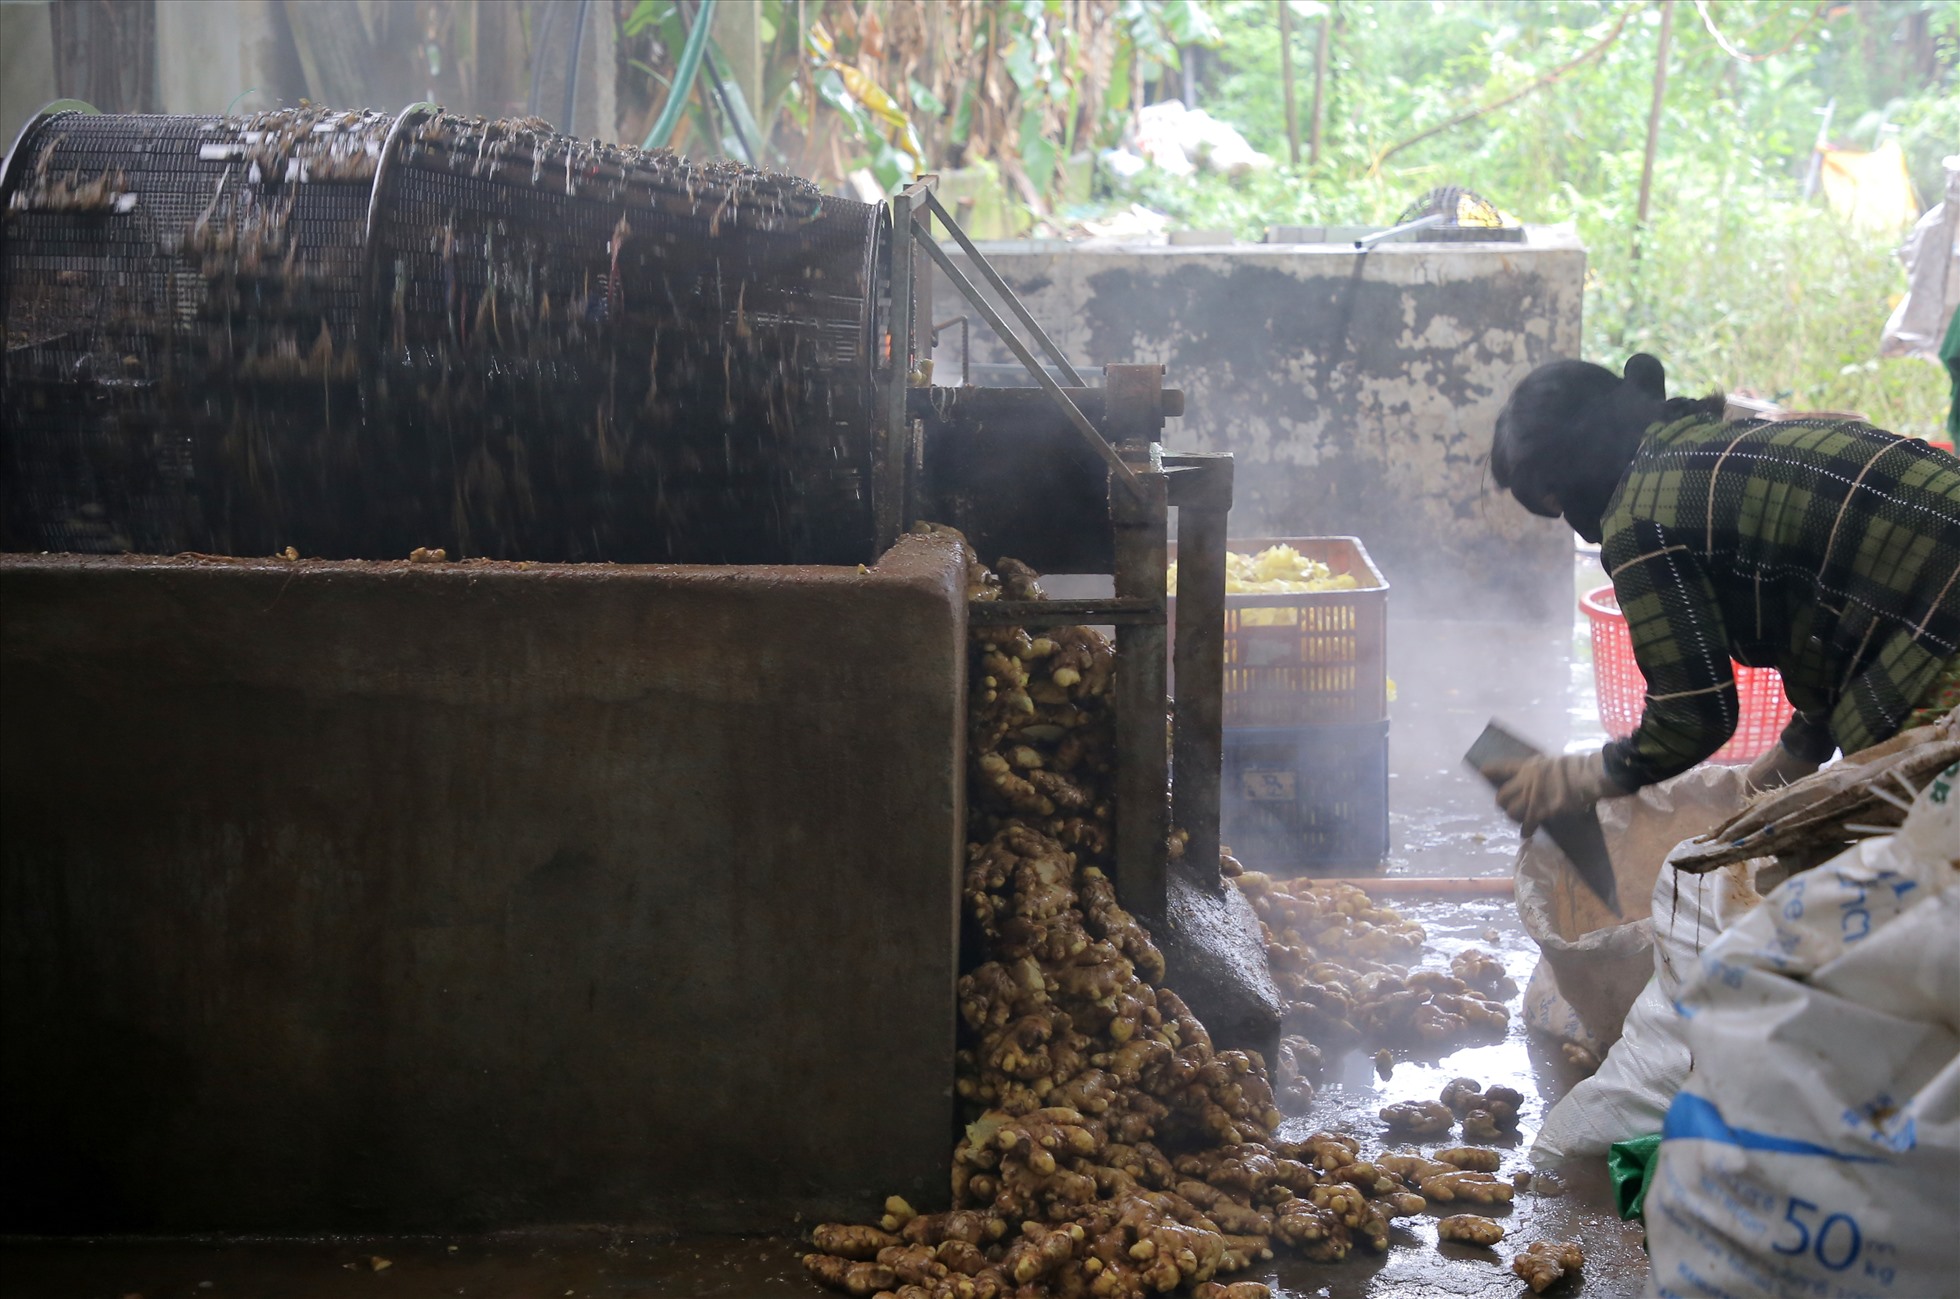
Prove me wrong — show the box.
[1485,352,1960,830]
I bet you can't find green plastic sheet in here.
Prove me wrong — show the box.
[1608,1133,1662,1220]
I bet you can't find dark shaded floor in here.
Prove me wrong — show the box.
[0,893,1646,1298]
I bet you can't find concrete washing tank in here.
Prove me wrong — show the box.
[0,535,966,1232]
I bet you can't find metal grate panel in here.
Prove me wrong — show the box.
[3,108,885,563]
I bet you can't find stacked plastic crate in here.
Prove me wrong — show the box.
[1194,538,1391,873]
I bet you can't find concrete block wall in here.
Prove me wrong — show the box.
[0,536,967,1233]
[929,234,1585,621]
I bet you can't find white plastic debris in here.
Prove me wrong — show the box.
[1127,101,1272,179]
[1070,203,1173,243]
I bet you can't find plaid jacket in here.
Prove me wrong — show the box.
[1601,414,1960,790]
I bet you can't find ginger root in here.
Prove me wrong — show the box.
[1418,1169,1514,1205]
[1000,1221,1085,1285]
[1275,1035,1319,1110]
[1449,948,1510,994]
[1512,1239,1585,1292]
[1380,1100,1454,1137]
[1277,1129,1358,1172]
[875,1242,949,1287]
[880,1195,919,1233]
[801,1254,897,1296]
[1483,1085,1525,1130]
[1380,1190,1427,1217]
[900,1209,1008,1247]
[1376,1152,1455,1187]
[810,1223,901,1259]
[1439,1077,1485,1116]
[1434,1146,1502,1172]
[812,556,1538,1299]
[1192,1283,1271,1299]
[1437,1214,1505,1247]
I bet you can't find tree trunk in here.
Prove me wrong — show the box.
[1627,0,1674,339]
[1634,0,1673,243]
[1309,9,1330,165]
[50,0,157,113]
[1281,2,1299,168]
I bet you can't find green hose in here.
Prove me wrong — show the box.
[642,0,717,151]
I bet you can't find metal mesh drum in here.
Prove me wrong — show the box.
[1,106,887,563]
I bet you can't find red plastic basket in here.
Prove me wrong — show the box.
[1582,585,1793,764]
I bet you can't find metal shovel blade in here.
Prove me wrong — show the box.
[1465,720,1622,916]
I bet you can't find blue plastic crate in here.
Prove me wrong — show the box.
[1220,720,1389,873]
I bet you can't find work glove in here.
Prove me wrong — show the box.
[1487,749,1627,833]
[1742,742,1821,793]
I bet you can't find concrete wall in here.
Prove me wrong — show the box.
[930,234,1585,620]
[0,537,967,1233]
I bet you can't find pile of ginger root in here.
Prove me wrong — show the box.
[802,550,1446,1299]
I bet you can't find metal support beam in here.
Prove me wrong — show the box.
[1111,472,1169,922]
[877,184,920,553]
[1165,454,1233,890]
[968,597,1161,627]
[912,200,934,374]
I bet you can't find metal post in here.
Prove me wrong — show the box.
[912,192,934,371]
[877,185,917,553]
[1167,454,1232,889]
[1111,471,1169,922]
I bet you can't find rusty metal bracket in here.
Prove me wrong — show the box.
[364,103,441,245]
[898,184,1218,922]
[1102,363,1174,463]
[360,102,442,379]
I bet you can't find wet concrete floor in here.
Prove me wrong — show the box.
[4,557,1650,1297]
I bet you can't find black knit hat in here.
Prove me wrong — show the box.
[1492,353,1672,542]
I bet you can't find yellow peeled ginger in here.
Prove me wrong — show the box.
[1169,545,1360,596]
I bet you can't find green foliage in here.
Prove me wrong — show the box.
[1890,89,1960,204]
[1099,0,1956,436]
[622,0,1213,210]
[1571,158,1944,433]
